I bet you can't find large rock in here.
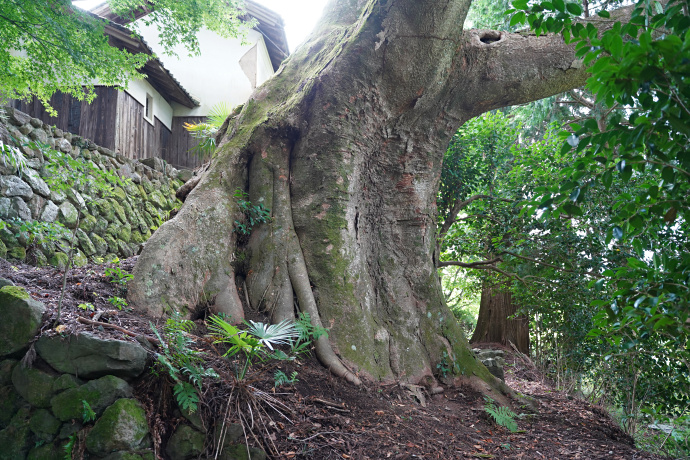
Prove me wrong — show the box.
[29,408,61,442]
[85,398,149,456]
[166,424,205,460]
[58,201,79,228]
[51,375,132,421]
[0,286,45,357]
[0,196,32,220]
[11,362,58,407]
[0,384,24,430]
[0,175,33,199]
[36,332,148,379]
[27,442,65,460]
[0,406,32,460]
[23,168,50,197]
[40,200,59,222]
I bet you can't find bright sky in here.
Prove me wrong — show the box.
[72,0,328,52]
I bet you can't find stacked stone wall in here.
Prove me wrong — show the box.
[0,107,193,266]
[0,284,266,460]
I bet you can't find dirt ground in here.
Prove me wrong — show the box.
[0,256,669,459]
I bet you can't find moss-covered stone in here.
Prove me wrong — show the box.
[7,245,26,260]
[73,249,88,267]
[118,239,134,258]
[85,398,149,456]
[130,230,144,244]
[94,217,109,235]
[0,406,32,460]
[52,374,82,393]
[33,250,48,266]
[110,199,127,224]
[77,229,97,256]
[95,198,115,223]
[0,239,6,258]
[0,226,19,247]
[29,408,61,442]
[166,424,205,460]
[118,226,131,244]
[49,252,69,269]
[141,178,154,195]
[0,286,45,357]
[147,190,167,209]
[137,185,148,201]
[80,214,98,233]
[58,201,79,229]
[27,441,66,460]
[12,362,58,407]
[112,187,128,204]
[0,385,24,429]
[91,233,108,256]
[50,375,132,422]
[0,359,17,386]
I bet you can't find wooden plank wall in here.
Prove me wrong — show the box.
[113,91,171,161]
[78,87,118,149]
[12,88,118,150]
[164,116,204,169]
[12,88,178,163]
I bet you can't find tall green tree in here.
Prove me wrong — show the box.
[0,0,248,114]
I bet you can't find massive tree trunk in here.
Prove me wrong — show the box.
[128,0,621,387]
[470,282,530,354]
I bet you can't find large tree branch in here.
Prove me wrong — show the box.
[448,5,635,120]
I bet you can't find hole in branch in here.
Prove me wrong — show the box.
[479,31,502,44]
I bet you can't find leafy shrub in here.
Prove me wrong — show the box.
[151,313,219,413]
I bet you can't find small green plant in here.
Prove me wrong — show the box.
[151,313,219,413]
[107,296,127,310]
[483,396,518,433]
[293,312,328,355]
[274,370,299,388]
[183,102,234,162]
[77,303,95,311]
[81,400,96,423]
[104,265,134,286]
[436,351,460,378]
[207,315,299,380]
[232,189,271,235]
[63,433,76,460]
[4,218,69,246]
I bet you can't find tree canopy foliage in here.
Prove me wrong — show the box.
[439,0,690,453]
[0,0,248,114]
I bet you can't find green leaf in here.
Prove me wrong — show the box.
[510,11,526,26]
[512,0,529,9]
[597,10,611,18]
[602,170,613,188]
[565,2,582,15]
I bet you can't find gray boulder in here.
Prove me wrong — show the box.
[50,375,132,421]
[0,175,33,199]
[23,168,51,197]
[0,286,45,357]
[85,398,149,456]
[40,200,59,222]
[36,332,148,379]
[166,424,205,460]
[11,362,58,407]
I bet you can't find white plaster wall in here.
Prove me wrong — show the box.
[133,22,275,117]
[124,78,174,129]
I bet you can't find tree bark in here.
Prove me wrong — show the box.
[128,0,629,388]
[470,282,530,354]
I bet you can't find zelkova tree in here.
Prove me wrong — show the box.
[128,0,629,386]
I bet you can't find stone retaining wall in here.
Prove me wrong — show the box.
[0,107,193,266]
[0,284,265,460]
